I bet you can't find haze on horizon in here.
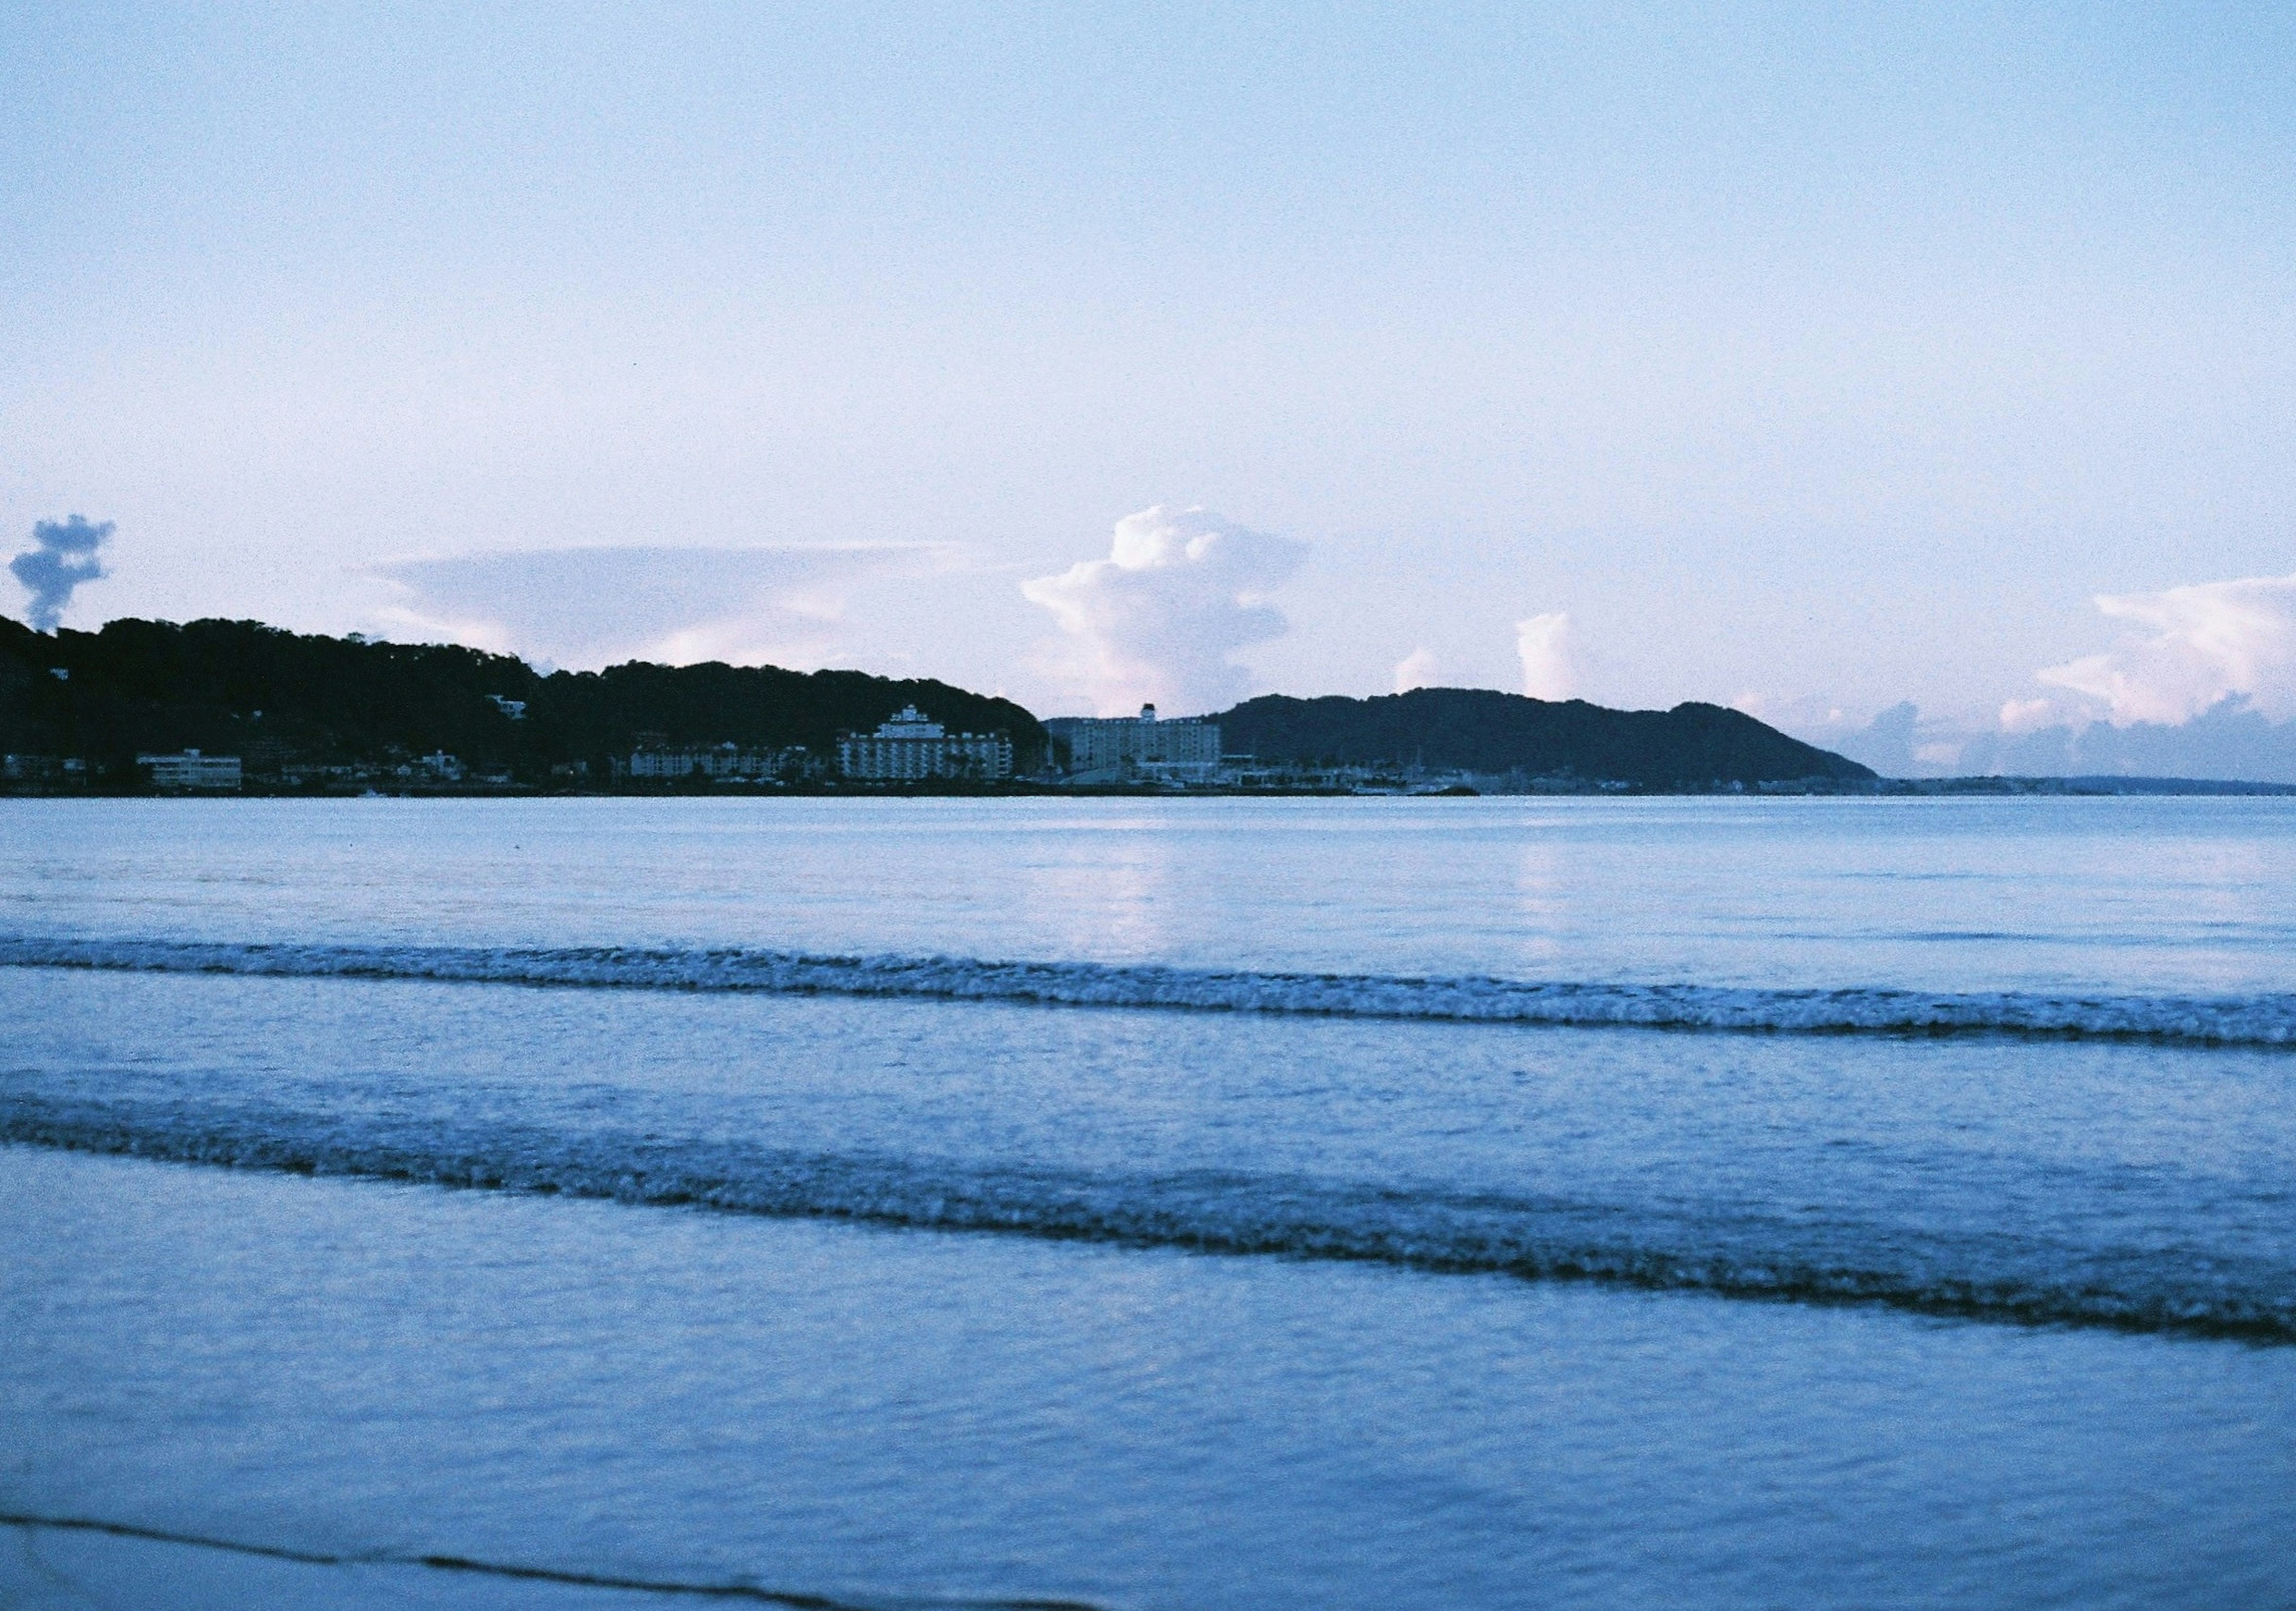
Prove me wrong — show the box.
[7,4,2295,777]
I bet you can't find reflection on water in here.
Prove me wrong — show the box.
[4,795,2295,994]
[1016,814,1183,962]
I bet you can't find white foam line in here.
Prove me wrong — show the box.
[4,936,2294,1045]
[6,1101,2292,1342]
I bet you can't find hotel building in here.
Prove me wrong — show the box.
[1043,705,1222,782]
[837,707,1013,782]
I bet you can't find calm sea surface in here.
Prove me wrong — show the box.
[2,797,2294,1608]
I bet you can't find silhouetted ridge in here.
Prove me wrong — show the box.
[1212,688,1873,786]
[0,614,1046,783]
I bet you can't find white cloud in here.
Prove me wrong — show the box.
[1729,691,1850,731]
[366,544,958,669]
[2037,572,2296,724]
[1777,692,2296,785]
[1515,612,1577,701]
[1998,697,2057,734]
[1021,505,1305,716]
[1393,646,1440,692]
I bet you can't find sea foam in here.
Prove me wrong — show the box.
[4,935,2295,1045]
[5,1091,2290,1342]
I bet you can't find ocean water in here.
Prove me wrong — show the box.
[2,795,2294,1608]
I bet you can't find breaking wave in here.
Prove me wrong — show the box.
[4,1095,2290,1342]
[4,934,2295,1046]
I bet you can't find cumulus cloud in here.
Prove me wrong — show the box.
[2038,572,2296,725]
[1393,646,1440,692]
[10,515,112,631]
[367,544,961,669]
[1022,505,1305,715]
[1998,697,2057,735]
[1515,612,1576,701]
[1790,695,2296,785]
[1730,691,1850,731]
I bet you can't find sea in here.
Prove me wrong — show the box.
[2,795,2293,1609]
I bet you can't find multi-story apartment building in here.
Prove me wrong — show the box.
[137,749,243,791]
[836,707,1012,782]
[626,742,810,782]
[1043,704,1221,782]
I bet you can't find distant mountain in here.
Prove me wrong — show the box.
[0,614,1046,783]
[1211,688,1875,788]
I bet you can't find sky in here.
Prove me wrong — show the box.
[6,3,2295,773]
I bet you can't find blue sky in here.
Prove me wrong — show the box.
[7,4,2295,768]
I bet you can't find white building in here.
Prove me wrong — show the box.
[2,755,83,783]
[837,706,1012,782]
[1043,705,1222,782]
[627,742,807,781]
[138,749,243,791]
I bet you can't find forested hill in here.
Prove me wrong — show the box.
[1212,688,1874,787]
[0,615,1046,779]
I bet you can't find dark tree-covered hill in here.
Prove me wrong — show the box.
[1211,688,1874,787]
[0,614,1045,781]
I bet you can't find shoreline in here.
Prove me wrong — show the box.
[5,776,2296,800]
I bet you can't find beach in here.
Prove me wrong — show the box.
[4,797,2294,1607]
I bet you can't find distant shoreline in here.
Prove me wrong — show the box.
[7,776,2295,801]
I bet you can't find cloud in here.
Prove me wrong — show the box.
[2037,572,2296,724]
[1515,612,1576,701]
[1974,700,2296,783]
[1807,700,1921,775]
[1799,696,2296,785]
[1021,505,1304,715]
[1393,646,1440,692]
[1998,697,2057,734]
[367,544,960,669]
[1730,691,1849,731]
[1770,572,2296,783]
[10,515,112,631]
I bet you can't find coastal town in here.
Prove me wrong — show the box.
[10,701,1496,796]
[1,615,1902,796]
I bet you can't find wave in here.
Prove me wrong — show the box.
[5,1096,2290,1343]
[0,1514,1102,1611]
[5,934,2296,1046]
[0,1512,1103,1610]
